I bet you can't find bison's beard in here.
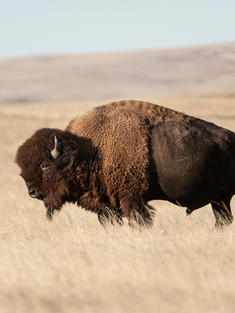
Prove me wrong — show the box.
[44,201,55,220]
[44,201,63,220]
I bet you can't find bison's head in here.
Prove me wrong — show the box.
[15,128,83,219]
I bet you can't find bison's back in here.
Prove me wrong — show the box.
[66,100,188,142]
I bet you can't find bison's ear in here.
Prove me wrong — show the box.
[50,136,63,159]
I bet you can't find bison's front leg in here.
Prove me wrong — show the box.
[211,194,234,229]
[98,208,123,226]
[120,197,155,228]
[128,203,154,228]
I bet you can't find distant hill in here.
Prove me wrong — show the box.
[0,42,235,104]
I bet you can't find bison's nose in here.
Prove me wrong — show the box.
[28,187,41,199]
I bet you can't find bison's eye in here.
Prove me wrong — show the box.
[40,162,50,171]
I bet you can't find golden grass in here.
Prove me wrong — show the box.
[1,94,235,313]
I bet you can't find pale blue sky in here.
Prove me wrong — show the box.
[1,0,235,58]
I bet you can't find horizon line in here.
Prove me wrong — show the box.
[1,40,235,61]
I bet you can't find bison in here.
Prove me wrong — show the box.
[16,100,235,228]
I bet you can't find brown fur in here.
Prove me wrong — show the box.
[67,100,190,216]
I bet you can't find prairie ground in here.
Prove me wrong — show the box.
[1,94,235,313]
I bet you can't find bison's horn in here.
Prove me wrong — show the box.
[51,136,62,159]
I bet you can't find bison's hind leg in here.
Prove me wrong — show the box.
[186,207,193,215]
[211,194,234,229]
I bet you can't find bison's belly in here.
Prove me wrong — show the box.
[150,175,217,208]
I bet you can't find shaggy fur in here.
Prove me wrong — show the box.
[16,100,235,228]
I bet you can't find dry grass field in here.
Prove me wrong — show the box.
[1,94,235,313]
